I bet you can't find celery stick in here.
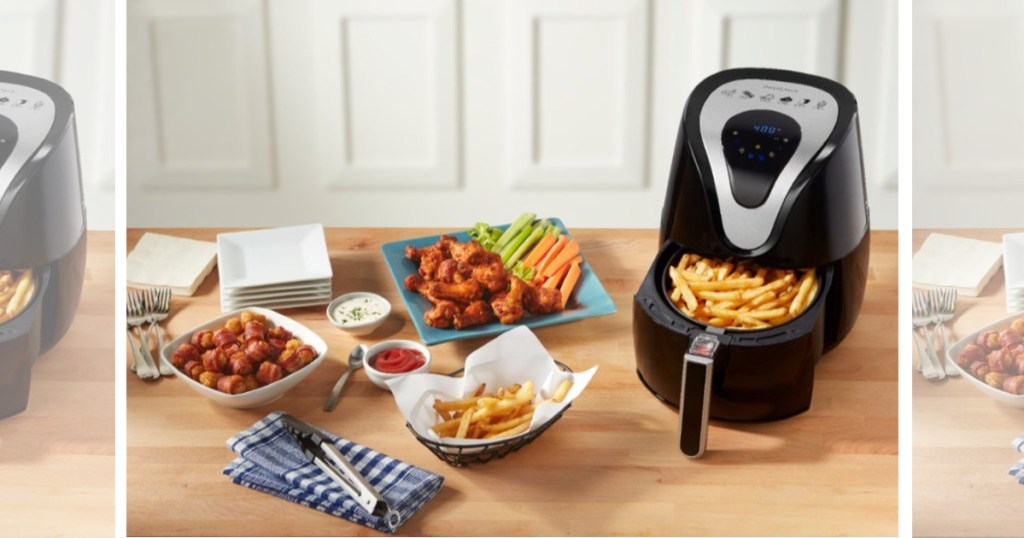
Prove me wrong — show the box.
[495,212,536,251]
[500,225,533,261]
[506,220,551,269]
[499,225,533,265]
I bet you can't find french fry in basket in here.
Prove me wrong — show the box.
[430,379,573,440]
[548,379,572,403]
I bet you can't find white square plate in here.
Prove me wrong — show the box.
[221,293,332,312]
[221,281,332,301]
[217,225,332,290]
[1004,233,1024,289]
[220,277,334,295]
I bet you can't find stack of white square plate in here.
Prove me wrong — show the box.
[1005,233,1024,313]
[217,224,333,312]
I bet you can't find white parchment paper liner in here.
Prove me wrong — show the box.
[386,326,597,446]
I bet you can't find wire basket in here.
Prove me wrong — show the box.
[407,361,573,467]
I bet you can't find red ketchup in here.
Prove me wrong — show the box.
[371,348,426,374]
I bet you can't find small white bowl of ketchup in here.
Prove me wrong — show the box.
[363,339,431,391]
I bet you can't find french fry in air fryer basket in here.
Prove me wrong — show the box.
[0,270,33,322]
[668,254,816,330]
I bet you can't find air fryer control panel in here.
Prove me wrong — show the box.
[0,115,16,172]
[700,78,839,250]
[0,81,56,197]
[722,109,802,208]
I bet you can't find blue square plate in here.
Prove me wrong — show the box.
[380,218,617,346]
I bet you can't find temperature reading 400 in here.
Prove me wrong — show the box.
[752,124,780,135]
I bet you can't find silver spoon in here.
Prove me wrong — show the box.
[324,344,367,412]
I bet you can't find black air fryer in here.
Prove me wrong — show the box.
[0,71,87,419]
[633,68,869,457]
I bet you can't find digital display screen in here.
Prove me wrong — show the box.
[0,115,17,173]
[752,124,781,135]
[720,109,801,208]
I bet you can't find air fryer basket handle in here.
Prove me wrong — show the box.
[679,333,719,458]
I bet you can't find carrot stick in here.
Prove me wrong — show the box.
[522,233,556,269]
[541,239,580,278]
[533,236,568,283]
[543,261,571,289]
[560,260,582,308]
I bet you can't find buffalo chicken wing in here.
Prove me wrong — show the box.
[404,237,565,329]
[491,276,526,324]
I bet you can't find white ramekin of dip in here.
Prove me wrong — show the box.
[326,292,391,336]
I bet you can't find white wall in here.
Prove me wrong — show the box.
[914,0,1024,228]
[127,0,897,230]
[0,0,115,230]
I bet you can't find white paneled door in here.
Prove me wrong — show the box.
[0,0,114,230]
[914,0,1024,227]
[128,0,898,230]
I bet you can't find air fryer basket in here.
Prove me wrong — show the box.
[0,267,47,419]
[633,242,832,420]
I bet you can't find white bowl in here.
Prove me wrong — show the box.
[363,339,431,391]
[326,292,391,336]
[160,307,328,409]
[946,312,1024,409]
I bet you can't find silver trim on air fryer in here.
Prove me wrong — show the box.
[699,78,839,251]
[0,82,56,197]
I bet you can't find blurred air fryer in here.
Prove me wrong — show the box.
[633,68,870,457]
[0,71,87,419]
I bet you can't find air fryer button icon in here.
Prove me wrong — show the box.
[32,101,43,110]
[779,96,793,104]
[0,97,8,104]
[721,89,737,97]
[760,93,775,103]
[740,90,754,99]
[816,100,828,110]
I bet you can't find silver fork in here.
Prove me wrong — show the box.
[127,289,160,380]
[145,288,174,376]
[929,287,960,377]
[912,290,944,380]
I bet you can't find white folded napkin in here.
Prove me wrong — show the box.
[127,233,217,296]
[912,233,1003,297]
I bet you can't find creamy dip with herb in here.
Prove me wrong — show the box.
[334,296,387,325]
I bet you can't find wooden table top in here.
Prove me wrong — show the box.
[126,228,898,537]
[0,231,115,537]
[912,229,1023,538]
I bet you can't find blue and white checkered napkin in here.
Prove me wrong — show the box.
[1009,434,1024,484]
[223,411,444,533]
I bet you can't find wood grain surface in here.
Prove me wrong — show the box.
[912,229,1023,538]
[126,228,897,537]
[0,231,115,537]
